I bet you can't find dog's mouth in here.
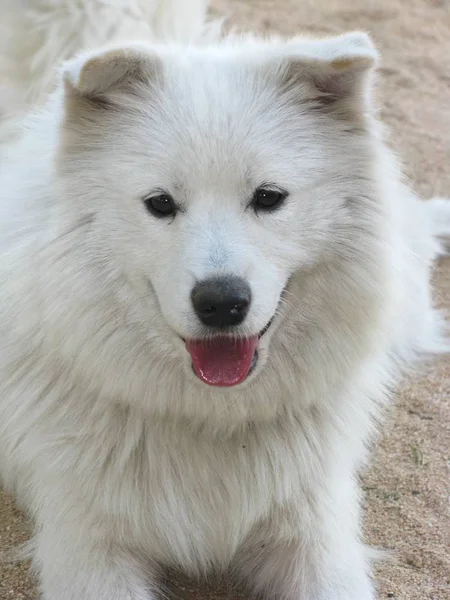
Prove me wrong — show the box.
[184,317,274,388]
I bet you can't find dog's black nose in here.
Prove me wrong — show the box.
[191,277,251,328]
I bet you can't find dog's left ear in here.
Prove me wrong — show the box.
[281,32,379,115]
[61,43,160,108]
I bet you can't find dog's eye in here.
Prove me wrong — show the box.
[144,193,177,218]
[252,187,288,212]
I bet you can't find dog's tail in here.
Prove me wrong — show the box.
[0,0,221,108]
[428,197,450,256]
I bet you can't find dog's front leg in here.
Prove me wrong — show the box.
[35,521,157,600]
[236,481,375,600]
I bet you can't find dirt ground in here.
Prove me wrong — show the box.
[0,0,449,599]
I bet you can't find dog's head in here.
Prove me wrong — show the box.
[55,33,383,391]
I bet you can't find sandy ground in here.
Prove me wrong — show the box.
[1,0,449,599]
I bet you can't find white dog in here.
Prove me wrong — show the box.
[0,1,449,599]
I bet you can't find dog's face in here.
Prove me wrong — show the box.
[58,34,379,389]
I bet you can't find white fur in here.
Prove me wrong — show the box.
[0,0,220,107]
[0,2,449,600]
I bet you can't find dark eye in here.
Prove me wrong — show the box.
[252,187,288,212]
[143,193,177,218]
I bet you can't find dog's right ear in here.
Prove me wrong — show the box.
[279,32,378,118]
[62,43,160,108]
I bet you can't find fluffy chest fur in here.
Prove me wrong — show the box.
[10,399,334,569]
[1,355,363,573]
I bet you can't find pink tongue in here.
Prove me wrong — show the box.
[186,336,258,387]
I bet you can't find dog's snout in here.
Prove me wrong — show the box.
[191,277,251,328]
